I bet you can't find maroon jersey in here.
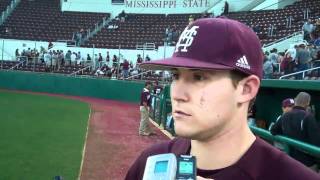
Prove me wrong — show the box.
[125,137,320,180]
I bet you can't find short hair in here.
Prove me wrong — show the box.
[229,70,248,88]
[294,92,311,108]
[145,81,151,87]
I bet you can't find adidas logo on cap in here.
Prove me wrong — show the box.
[236,56,251,70]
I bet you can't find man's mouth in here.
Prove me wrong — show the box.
[173,110,191,117]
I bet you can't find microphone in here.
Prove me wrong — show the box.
[142,153,196,180]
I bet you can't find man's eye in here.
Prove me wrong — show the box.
[193,74,205,81]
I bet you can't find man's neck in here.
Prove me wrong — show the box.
[190,123,256,170]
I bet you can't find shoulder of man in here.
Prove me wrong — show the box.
[260,150,320,179]
[246,138,319,179]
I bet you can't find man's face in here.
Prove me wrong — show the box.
[170,69,239,141]
[282,106,293,113]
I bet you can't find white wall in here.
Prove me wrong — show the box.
[62,0,213,15]
[262,33,303,53]
[0,39,175,64]
[252,0,298,11]
[252,0,279,10]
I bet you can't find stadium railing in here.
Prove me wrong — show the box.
[279,66,320,79]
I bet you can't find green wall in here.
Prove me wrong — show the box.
[0,71,319,123]
[0,70,144,103]
[162,79,320,127]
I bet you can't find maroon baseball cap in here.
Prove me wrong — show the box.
[282,98,295,108]
[140,17,264,79]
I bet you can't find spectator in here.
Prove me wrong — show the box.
[70,52,77,66]
[286,45,298,61]
[269,98,295,151]
[44,50,51,71]
[87,54,92,61]
[51,51,58,71]
[64,50,71,66]
[97,53,103,68]
[122,59,130,78]
[271,92,320,169]
[15,49,20,61]
[112,55,118,67]
[48,42,53,50]
[106,51,110,62]
[138,81,153,136]
[302,19,314,42]
[263,53,273,79]
[76,51,82,65]
[145,55,151,62]
[137,54,143,64]
[119,10,126,22]
[295,44,312,79]
[281,52,293,74]
[58,50,64,69]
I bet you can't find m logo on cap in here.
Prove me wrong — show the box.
[175,26,199,53]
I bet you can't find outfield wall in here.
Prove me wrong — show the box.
[0,70,319,123]
[0,70,144,103]
[161,79,320,127]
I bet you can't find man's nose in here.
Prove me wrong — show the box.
[170,80,190,103]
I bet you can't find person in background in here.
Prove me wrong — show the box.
[271,92,320,170]
[269,98,295,151]
[263,53,273,79]
[145,55,151,62]
[122,59,130,78]
[139,82,153,136]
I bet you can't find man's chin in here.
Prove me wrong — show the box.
[175,128,215,141]
[174,128,198,139]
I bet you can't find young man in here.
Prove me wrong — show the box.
[268,98,295,151]
[139,81,153,136]
[269,98,295,131]
[126,18,319,179]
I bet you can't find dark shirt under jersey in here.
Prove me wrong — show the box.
[125,137,319,180]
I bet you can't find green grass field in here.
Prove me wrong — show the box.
[0,90,90,179]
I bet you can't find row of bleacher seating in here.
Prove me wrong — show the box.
[0,0,12,13]
[0,0,109,42]
[84,0,320,49]
[0,0,319,49]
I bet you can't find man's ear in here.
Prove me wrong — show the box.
[236,75,260,104]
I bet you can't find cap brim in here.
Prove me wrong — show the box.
[140,56,234,71]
